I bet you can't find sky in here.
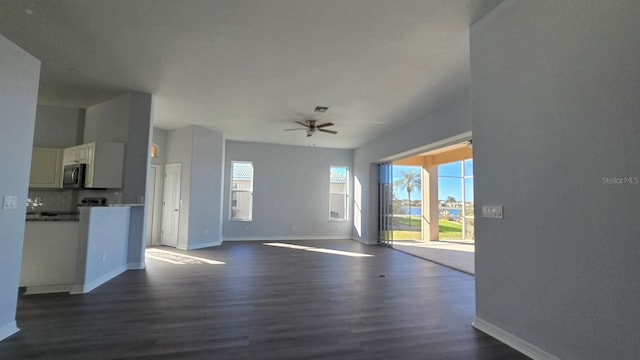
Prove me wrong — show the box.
[392,161,474,202]
[392,165,422,200]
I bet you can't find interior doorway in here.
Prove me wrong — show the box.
[146,164,163,247]
[161,163,181,248]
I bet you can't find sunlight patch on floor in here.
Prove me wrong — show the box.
[145,248,226,265]
[263,242,374,257]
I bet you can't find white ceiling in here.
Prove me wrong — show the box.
[0,0,502,149]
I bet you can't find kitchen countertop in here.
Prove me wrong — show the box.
[27,217,79,222]
[26,205,143,221]
[26,211,80,222]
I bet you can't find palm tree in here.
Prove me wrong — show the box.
[394,169,421,225]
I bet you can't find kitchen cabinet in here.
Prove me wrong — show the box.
[84,141,125,188]
[21,221,80,294]
[29,147,63,188]
[62,144,87,166]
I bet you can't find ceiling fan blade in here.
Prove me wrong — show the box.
[318,128,338,134]
[316,122,334,128]
[284,128,307,131]
[294,121,309,127]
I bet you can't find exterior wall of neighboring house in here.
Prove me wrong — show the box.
[230,176,252,220]
[329,178,347,220]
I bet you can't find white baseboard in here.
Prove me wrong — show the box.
[23,284,73,295]
[223,235,353,242]
[186,241,222,250]
[473,317,560,360]
[127,262,146,270]
[70,265,127,294]
[0,321,19,342]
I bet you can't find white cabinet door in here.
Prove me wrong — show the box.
[29,148,63,188]
[63,147,77,166]
[62,144,87,166]
[84,142,95,187]
[63,142,124,188]
[76,144,87,163]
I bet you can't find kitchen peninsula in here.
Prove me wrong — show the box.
[21,204,143,295]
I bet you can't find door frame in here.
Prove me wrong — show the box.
[146,163,163,246]
[161,163,182,248]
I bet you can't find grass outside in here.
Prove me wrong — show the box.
[391,219,463,241]
[439,220,462,240]
[394,216,421,227]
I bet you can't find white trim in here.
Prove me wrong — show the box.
[473,317,560,360]
[223,235,353,242]
[23,284,73,295]
[127,262,146,270]
[0,321,19,342]
[185,241,222,250]
[70,265,127,294]
[380,131,472,163]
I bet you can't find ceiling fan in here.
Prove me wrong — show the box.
[285,120,338,137]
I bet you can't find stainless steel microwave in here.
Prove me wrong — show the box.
[62,164,85,189]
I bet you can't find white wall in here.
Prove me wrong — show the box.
[83,95,129,143]
[33,105,84,148]
[0,35,40,341]
[471,1,640,359]
[165,126,194,248]
[165,125,225,249]
[122,92,153,204]
[75,207,129,293]
[223,141,353,241]
[83,92,153,268]
[151,128,167,165]
[353,97,471,244]
[124,93,153,268]
[189,127,225,248]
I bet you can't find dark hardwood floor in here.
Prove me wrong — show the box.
[1,240,528,359]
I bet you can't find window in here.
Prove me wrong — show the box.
[230,161,253,221]
[330,166,349,221]
[150,143,159,158]
[437,159,474,241]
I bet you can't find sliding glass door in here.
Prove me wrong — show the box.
[378,163,393,247]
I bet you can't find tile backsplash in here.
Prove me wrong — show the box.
[27,190,75,212]
[27,189,122,212]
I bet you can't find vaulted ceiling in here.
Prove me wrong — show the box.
[0,0,502,148]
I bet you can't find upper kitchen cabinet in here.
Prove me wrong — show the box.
[84,142,125,189]
[30,148,63,189]
[62,144,87,166]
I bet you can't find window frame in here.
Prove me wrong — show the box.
[229,161,254,222]
[329,166,349,222]
[437,159,474,241]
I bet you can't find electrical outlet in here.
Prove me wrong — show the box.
[482,205,503,219]
[3,196,17,210]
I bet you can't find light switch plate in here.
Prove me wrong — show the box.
[482,205,503,219]
[3,195,18,210]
